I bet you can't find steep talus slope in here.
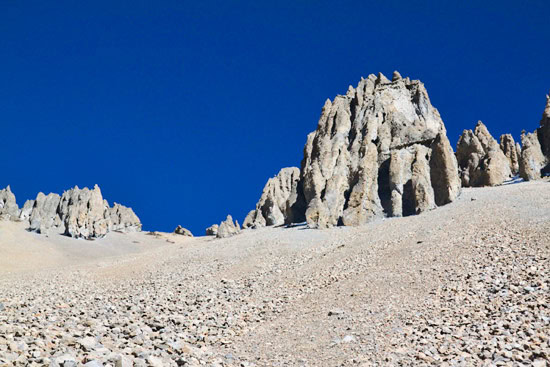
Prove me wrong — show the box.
[0,180,547,366]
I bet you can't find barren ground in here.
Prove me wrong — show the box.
[0,180,549,366]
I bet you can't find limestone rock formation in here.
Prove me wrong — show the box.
[456,121,512,187]
[205,224,218,236]
[107,203,142,233]
[519,131,547,181]
[242,167,304,229]
[0,186,19,220]
[60,185,110,239]
[216,215,240,238]
[18,200,34,221]
[517,94,550,181]
[297,72,460,228]
[26,185,141,239]
[537,94,550,158]
[499,134,521,175]
[174,225,193,237]
[29,193,63,234]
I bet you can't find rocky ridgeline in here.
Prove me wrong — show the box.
[456,121,514,187]
[519,94,550,180]
[0,185,141,239]
[243,72,461,230]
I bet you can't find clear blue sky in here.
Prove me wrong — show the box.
[2,1,549,234]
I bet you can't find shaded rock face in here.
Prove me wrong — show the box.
[519,94,550,181]
[174,225,193,237]
[242,167,305,229]
[298,72,460,228]
[0,186,19,220]
[205,224,218,236]
[27,185,141,239]
[216,215,240,238]
[499,134,521,175]
[456,121,512,187]
[519,131,547,181]
[537,95,550,158]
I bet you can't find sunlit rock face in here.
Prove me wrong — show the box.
[298,72,460,228]
[456,121,512,187]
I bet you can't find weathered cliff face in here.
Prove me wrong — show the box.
[299,72,461,228]
[519,131,547,181]
[537,95,550,158]
[25,185,141,239]
[519,93,550,181]
[456,121,512,187]
[500,134,521,175]
[242,167,304,229]
[0,186,19,220]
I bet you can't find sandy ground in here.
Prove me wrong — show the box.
[0,180,548,366]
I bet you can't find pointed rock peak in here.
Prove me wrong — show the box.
[323,98,332,110]
[392,71,402,81]
[5,185,11,192]
[346,85,355,96]
[377,72,390,84]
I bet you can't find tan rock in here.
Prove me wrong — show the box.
[429,133,461,206]
[456,121,512,186]
[216,215,240,238]
[499,134,520,175]
[242,167,304,229]
[519,131,546,181]
[174,225,193,237]
[299,72,457,228]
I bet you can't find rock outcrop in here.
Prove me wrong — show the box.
[456,121,512,187]
[216,215,240,238]
[174,225,193,237]
[0,186,19,220]
[242,167,304,229]
[205,224,218,236]
[298,72,460,228]
[499,134,521,175]
[519,131,547,181]
[26,185,141,239]
[107,203,142,233]
[518,94,550,181]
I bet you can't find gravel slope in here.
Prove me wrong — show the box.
[0,180,548,366]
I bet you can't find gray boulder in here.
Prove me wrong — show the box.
[0,186,19,220]
[174,225,193,237]
[456,121,512,187]
[205,224,218,236]
[216,215,240,238]
[242,167,304,229]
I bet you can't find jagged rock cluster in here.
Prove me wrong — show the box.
[0,185,141,239]
[0,186,19,220]
[243,72,461,229]
[455,121,513,187]
[519,95,550,180]
[499,134,521,175]
[216,215,241,238]
[242,167,304,228]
